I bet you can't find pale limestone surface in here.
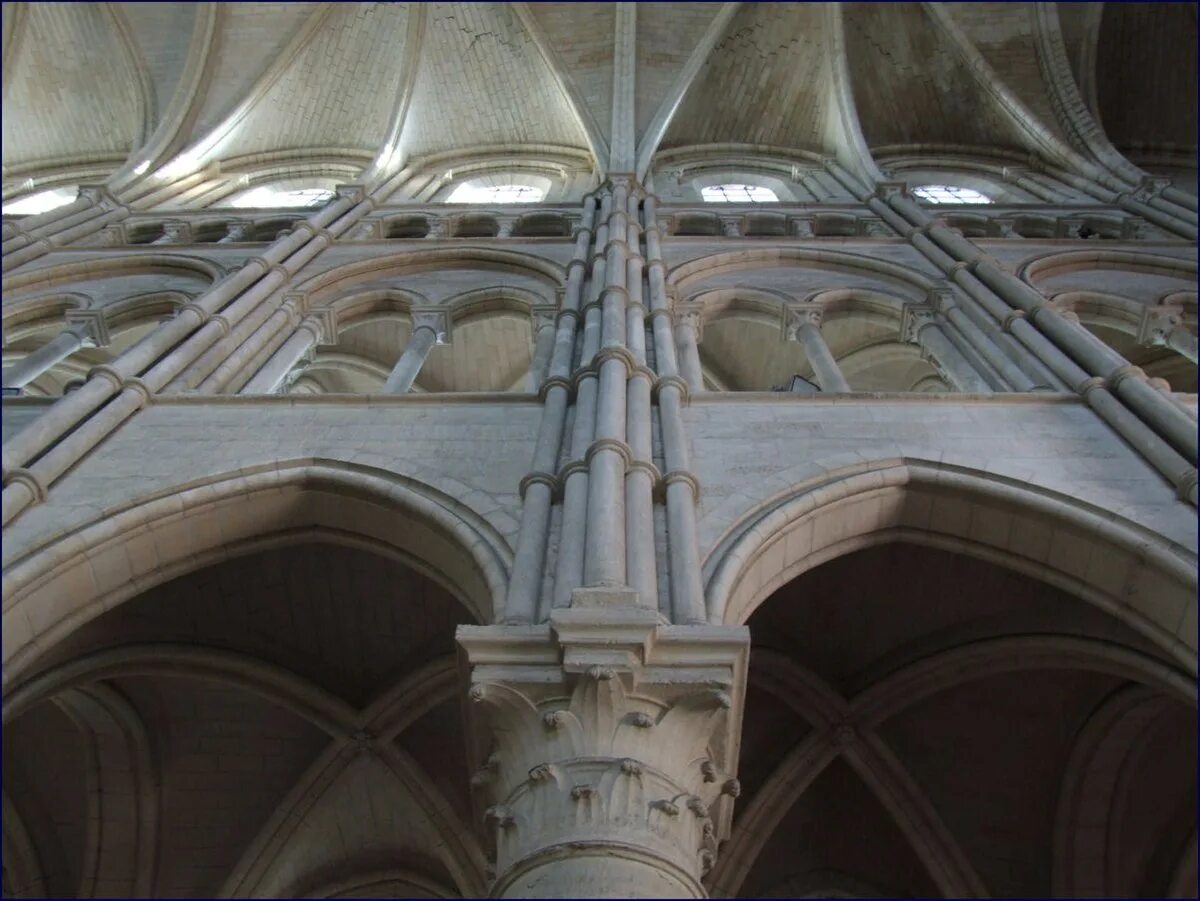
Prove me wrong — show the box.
[1,3,1196,899]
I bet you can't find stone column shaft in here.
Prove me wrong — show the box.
[794,321,851,393]
[383,322,438,394]
[938,302,1037,390]
[644,188,707,625]
[527,313,557,391]
[241,315,323,394]
[217,223,249,244]
[2,191,369,524]
[912,318,992,393]
[624,199,659,611]
[553,192,610,610]
[675,318,704,393]
[2,324,91,389]
[583,180,631,590]
[505,199,596,624]
[554,305,603,609]
[833,172,1197,504]
[1166,326,1198,364]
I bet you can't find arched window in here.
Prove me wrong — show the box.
[701,184,779,203]
[912,185,992,205]
[446,183,544,204]
[223,186,335,209]
[2,187,77,215]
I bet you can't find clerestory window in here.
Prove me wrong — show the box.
[701,184,779,203]
[912,185,992,205]
[446,183,545,204]
[2,187,78,215]
[226,187,335,209]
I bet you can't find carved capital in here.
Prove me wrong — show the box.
[97,223,127,246]
[457,615,750,893]
[857,217,892,238]
[1138,304,1185,348]
[410,309,449,345]
[63,309,110,347]
[335,183,366,203]
[307,307,338,343]
[989,217,1018,238]
[1133,176,1171,203]
[158,220,191,243]
[874,181,909,200]
[784,303,823,340]
[790,217,815,238]
[530,304,558,334]
[280,292,309,319]
[674,302,705,341]
[900,304,938,345]
[77,184,120,210]
[926,285,958,314]
[347,219,382,240]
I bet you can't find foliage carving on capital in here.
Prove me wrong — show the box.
[457,617,749,886]
[900,304,938,345]
[784,303,823,340]
[674,302,706,340]
[1138,304,1184,347]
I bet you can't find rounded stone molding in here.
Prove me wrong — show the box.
[86,363,127,391]
[661,469,702,503]
[538,375,574,403]
[652,374,691,404]
[627,459,662,487]
[592,344,638,375]
[1175,468,1199,503]
[3,468,47,503]
[569,366,600,393]
[244,255,275,276]
[584,437,635,470]
[1106,364,1147,390]
[122,377,154,405]
[519,471,559,499]
[1001,309,1027,332]
[557,459,591,486]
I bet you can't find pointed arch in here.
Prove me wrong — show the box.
[2,460,512,689]
[703,459,1197,670]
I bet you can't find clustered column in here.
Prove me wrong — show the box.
[582,177,634,592]
[822,160,1198,505]
[643,186,706,624]
[241,307,336,394]
[502,196,597,622]
[2,185,376,525]
[901,305,992,393]
[552,190,612,609]
[1,318,106,391]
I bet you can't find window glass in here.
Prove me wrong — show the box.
[701,184,779,203]
[2,187,77,215]
[446,183,544,203]
[227,187,335,209]
[912,185,992,205]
